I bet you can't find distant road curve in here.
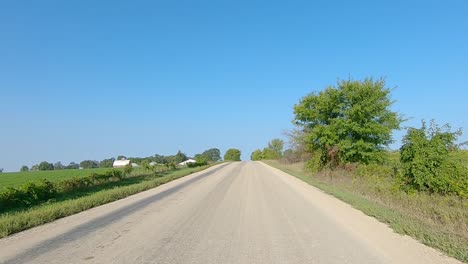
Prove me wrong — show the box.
[0,162,461,264]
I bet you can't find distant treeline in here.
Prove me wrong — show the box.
[18,148,223,172]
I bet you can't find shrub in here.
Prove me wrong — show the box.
[123,164,133,176]
[187,161,208,168]
[293,78,402,169]
[0,169,127,212]
[0,179,56,209]
[399,121,467,196]
[224,149,241,161]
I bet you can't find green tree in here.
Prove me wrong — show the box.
[65,162,79,170]
[202,148,221,161]
[100,158,115,168]
[262,148,277,160]
[268,139,284,158]
[54,162,64,170]
[20,165,29,172]
[0,168,3,173]
[79,160,99,169]
[194,154,208,164]
[171,151,188,164]
[224,149,241,161]
[140,160,151,172]
[38,161,54,171]
[250,149,263,161]
[400,120,467,196]
[294,78,401,168]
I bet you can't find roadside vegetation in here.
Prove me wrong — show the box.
[0,163,219,238]
[0,148,224,237]
[0,167,116,188]
[254,77,468,262]
[224,148,242,161]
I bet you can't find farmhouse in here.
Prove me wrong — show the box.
[178,159,196,166]
[113,159,131,168]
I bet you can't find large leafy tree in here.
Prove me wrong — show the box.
[202,148,221,162]
[294,78,401,168]
[38,161,54,171]
[224,149,241,161]
[100,158,115,168]
[251,149,263,161]
[80,160,99,169]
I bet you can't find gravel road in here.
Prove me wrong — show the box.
[0,162,461,264]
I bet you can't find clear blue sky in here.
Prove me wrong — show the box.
[1,0,467,172]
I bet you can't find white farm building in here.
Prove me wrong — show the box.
[113,159,131,168]
[178,159,196,166]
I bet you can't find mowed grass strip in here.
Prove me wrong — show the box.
[263,160,468,263]
[0,164,219,238]
[0,168,117,188]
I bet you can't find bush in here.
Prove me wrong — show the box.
[293,78,402,169]
[187,161,208,168]
[0,179,56,209]
[0,169,126,212]
[399,121,467,197]
[224,149,241,161]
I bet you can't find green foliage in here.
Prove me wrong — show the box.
[194,154,208,164]
[251,139,284,161]
[0,165,215,239]
[54,162,64,170]
[201,148,221,161]
[0,170,125,211]
[123,164,133,176]
[187,160,208,167]
[267,138,284,158]
[251,149,263,161]
[172,151,188,164]
[262,148,277,160]
[399,121,468,197]
[0,168,114,188]
[79,160,99,169]
[0,179,56,209]
[99,158,115,168]
[224,149,241,161]
[294,78,401,168]
[20,166,29,172]
[140,160,151,172]
[38,161,54,171]
[164,162,177,170]
[65,162,79,170]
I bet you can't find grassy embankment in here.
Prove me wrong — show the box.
[0,164,219,238]
[264,150,468,262]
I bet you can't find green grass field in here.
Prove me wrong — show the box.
[0,168,120,188]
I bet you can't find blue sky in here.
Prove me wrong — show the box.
[1,0,467,171]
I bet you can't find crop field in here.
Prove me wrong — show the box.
[0,168,122,188]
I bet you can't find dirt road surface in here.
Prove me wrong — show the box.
[0,162,461,264]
